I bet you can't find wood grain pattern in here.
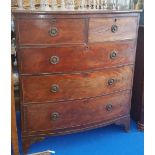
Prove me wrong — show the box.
[12,11,140,154]
[24,90,130,133]
[89,16,138,42]
[21,65,133,103]
[21,115,130,154]
[17,18,86,45]
[19,40,136,74]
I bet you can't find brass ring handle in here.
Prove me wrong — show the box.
[49,27,58,37]
[110,51,117,59]
[50,56,59,64]
[51,112,59,121]
[108,79,115,86]
[111,25,118,33]
[106,104,113,111]
[51,84,59,93]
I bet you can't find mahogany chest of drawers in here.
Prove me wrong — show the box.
[13,10,140,153]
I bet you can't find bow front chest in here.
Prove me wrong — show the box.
[13,10,140,153]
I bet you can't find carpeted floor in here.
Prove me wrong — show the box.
[15,112,144,155]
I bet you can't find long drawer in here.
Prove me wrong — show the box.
[23,90,131,133]
[21,65,133,103]
[89,16,138,43]
[19,40,136,74]
[17,18,86,45]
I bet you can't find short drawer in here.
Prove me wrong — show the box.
[19,40,136,74]
[23,91,131,133]
[21,65,133,103]
[89,16,138,43]
[17,18,85,45]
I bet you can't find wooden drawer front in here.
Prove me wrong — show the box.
[17,18,85,45]
[22,66,133,103]
[20,41,135,74]
[89,17,138,43]
[24,91,131,133]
